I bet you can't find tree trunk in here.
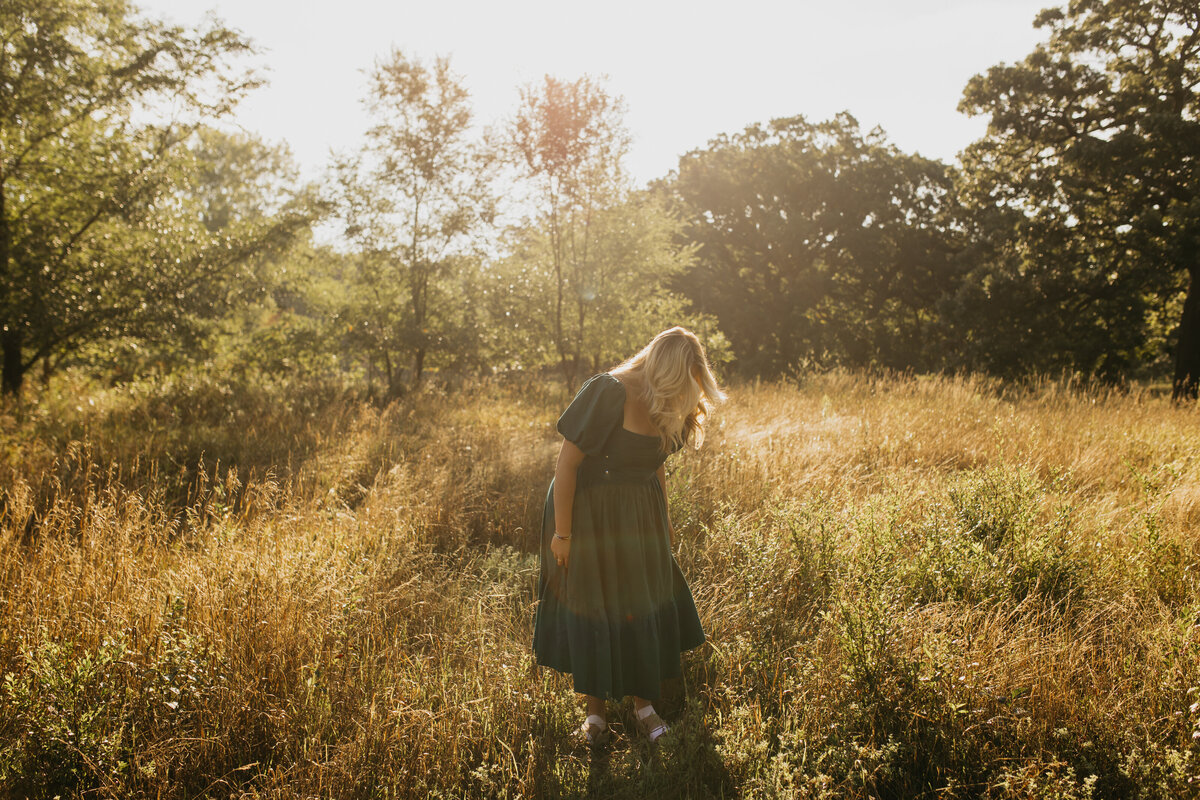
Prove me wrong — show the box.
[550,195,573,394]
[0,183,21,397]
[382,349,394,397]
[411,263,427,387]
[1173,267,1200,401]
[413,347,425,385]
[1,328,23,397]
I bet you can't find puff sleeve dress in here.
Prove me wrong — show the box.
[532,373,705,701]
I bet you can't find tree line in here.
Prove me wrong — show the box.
[3,0,1198,400]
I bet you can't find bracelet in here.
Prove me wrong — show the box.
[553,533,571,541]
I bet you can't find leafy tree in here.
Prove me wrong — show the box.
[0,0,310,396]
[201,240,351,382]
[156,129,335,380]
[670,114,961,378]
[330,50,494,394]
[959,0,1200,397]
[79,128,325,383]
[485,190,720,374]
[190,128,302,234]
[509,75,630,390]
[935,181,1171,381]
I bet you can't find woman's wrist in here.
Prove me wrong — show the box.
[553,532,571,541]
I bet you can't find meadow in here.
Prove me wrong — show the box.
[0,370,1198,799]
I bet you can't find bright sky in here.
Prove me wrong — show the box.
[139,0,1051,185]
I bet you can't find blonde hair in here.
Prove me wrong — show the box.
[614,326,727,452]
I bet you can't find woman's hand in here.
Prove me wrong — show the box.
[551,534,571,571]
[551,440,583,573]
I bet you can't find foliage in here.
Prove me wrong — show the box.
[77,130,329,382]
[485,189,728,374]
[508,75,633,390]
[329,50,495,394]
[0,0,315,396]
[0,601,226,797]
[958,0,1200,395]
[173,239,352,382]
[669,113,962,378]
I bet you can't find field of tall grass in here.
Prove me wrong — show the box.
[1,369,1198,799]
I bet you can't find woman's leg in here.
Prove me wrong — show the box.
[632,694,668,740]
[585,694,606,720]
[578,694,610,746]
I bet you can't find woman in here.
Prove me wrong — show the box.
[532,326,726,747]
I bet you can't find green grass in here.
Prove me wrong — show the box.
[0,369,1197,798]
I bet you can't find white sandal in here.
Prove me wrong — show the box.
[635,706,668,742]
[578,713,611,748]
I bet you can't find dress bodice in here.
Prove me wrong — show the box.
[578,426,673,487]
[557,373,681,487]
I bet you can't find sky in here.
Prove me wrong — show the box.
[138,0,1052,186]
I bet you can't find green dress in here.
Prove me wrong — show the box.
[532,373,705,701]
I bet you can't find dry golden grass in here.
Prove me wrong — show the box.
[0,369,1197,799]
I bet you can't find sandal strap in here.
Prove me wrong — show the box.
[637,711,668,738]
[579,719,610,746]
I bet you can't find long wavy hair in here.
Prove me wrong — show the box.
[613,326,727,452]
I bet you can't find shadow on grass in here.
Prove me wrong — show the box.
[543,696,735,800]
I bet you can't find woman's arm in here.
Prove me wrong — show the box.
[656,464,676,547]
[551,439,585,569]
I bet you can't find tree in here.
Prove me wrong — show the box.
[959,0,1200,397]
[934,176,1171,381]
[0,0,308,396]
[137,129,332,380]
[190,127,301,234]
[509,75,630,391]
[485,190,719,374]
[330,50,494,394]
[670,114,961,378]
